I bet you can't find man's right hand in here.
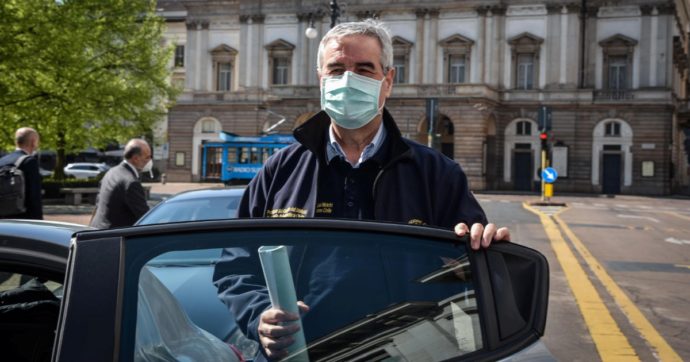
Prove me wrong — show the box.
[258,301,309,360]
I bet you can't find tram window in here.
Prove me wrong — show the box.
[251,147,259,163]
[240,147,249,163]
[227,148,238,163]
[262,148,270,162]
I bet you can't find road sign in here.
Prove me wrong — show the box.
[541,167,558,183]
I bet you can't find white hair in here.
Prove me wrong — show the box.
[317,19,393,74]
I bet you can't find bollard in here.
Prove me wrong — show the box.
[161,173,167,185]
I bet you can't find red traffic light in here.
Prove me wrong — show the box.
[539,132,548,140]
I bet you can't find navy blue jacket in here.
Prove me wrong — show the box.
[213,109,487,353]
[0,150,43,220]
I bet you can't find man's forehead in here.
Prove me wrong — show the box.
[324,35,381,58]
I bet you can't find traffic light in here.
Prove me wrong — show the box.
[540,132,548,150]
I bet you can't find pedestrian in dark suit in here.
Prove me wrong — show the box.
[90,139,152,229]
[0,127,43,219]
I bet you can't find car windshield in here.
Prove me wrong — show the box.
[138,194,241,224]
[127,224,481,361]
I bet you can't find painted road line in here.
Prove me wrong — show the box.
[523,203,639,361]
[675,265,690,270]
[665,211,690,222]
[554,212,682,362]
[617,214,660,223]
[665,237,690,245]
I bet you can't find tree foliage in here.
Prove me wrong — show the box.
[0,0,178,177]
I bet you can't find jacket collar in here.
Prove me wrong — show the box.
[293,108,412,166]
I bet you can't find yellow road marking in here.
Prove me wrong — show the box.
[554,212,682,362]
[675,264,690,270]
[665,211,690,222]
[523,203,639,361]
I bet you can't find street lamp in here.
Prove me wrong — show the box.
[304,0,341,39]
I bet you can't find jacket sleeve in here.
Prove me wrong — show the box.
[124,181,150,221]
[212,247,270,343]
[20,156,43,220]
[438,162,488,228]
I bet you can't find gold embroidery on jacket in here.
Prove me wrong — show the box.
[266,207,307,218]
[315,202,333,214]
[408,218,427,225]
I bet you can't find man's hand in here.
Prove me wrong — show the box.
[454,223,511,250]
[258,301,309,360]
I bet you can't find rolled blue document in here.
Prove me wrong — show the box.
[258,245,309,362]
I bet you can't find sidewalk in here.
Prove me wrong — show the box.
[44,182,225,215]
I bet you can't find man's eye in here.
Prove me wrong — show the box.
[328,69,344,76]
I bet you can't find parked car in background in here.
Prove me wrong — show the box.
[137,187,244,225]
[63,162,109,179]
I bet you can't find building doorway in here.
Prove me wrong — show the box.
[513,143,533,191]
[602,151,622,194]
[416,115,455,159]
[201,145,223,180]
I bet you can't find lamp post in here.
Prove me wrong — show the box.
[304,0,341,39]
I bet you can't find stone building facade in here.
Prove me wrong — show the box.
[155,0,689,196]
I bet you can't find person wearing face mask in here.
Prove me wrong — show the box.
[214,20,512,360]
[0,127,43,220]
[90,138,151,229]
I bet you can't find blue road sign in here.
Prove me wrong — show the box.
[542,167,558,183]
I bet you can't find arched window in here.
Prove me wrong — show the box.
[604,121,621,137]
[202,119,217,133]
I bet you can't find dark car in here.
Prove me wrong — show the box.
[0,220,241,362]
[50,218,550,361]
[137,187,245,225]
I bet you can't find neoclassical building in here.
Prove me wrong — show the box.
[155,0,689,196]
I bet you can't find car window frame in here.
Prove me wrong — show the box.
[55,219,548,362]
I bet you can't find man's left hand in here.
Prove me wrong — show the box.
[454,223,511,250]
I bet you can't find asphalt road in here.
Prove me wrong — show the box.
[44,186,690,361]
[480,194,690,362]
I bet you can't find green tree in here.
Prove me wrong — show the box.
[0,0,178,178]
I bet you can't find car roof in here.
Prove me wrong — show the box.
[158,187,245,202]
[66,162,107,166]
[0,220,93,248]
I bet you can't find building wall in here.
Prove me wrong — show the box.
[156,0,682,195]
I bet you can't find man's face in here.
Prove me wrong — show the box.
[318,34,395,109]
[132,145,151,170]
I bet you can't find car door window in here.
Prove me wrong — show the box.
[126,227,481,361]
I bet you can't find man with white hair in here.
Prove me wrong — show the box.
[0,127,43,219]
[90,138,152,229]
[214,20,511,360]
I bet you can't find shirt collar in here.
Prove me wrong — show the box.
[327,121,386,168]
[123,160,139,178]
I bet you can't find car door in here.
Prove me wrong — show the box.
[55,219,549,362]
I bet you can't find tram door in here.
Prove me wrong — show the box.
[513,143,532,191]
[602,152,622,194]
[203,146,223,180]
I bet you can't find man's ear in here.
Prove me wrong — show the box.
[383,67,395,97]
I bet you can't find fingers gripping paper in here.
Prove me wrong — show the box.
[258,246,309,362]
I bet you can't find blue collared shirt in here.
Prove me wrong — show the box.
[326,123,386,168]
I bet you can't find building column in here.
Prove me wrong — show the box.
[200,21,210,91]
[253,15,266,89]
[650,7,659,86]
[429,9,440,83]
[560,6,569,85]
[415,9,426,84]
[476,7,488,84]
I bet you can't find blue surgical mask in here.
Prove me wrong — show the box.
[321,71,384,129]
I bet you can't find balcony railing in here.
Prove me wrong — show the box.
[594,90,634,101]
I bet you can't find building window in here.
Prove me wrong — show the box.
[175,152,185,167]
[516,53,535,90]
[210,44,238,92]
[217,63,232,91]
[439,34,474,85]
[604,121,621,137]
[508,32,543,91]
[516,121,532,136]
[599,34,637,91]
[393,55,406,84]
[391,36,413,84]
[265,39,295,86]
[201,119,217,133]
[272,57,289,85]
[174,45,185,67]
[608,55,627,90]
[448,55,466,84]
